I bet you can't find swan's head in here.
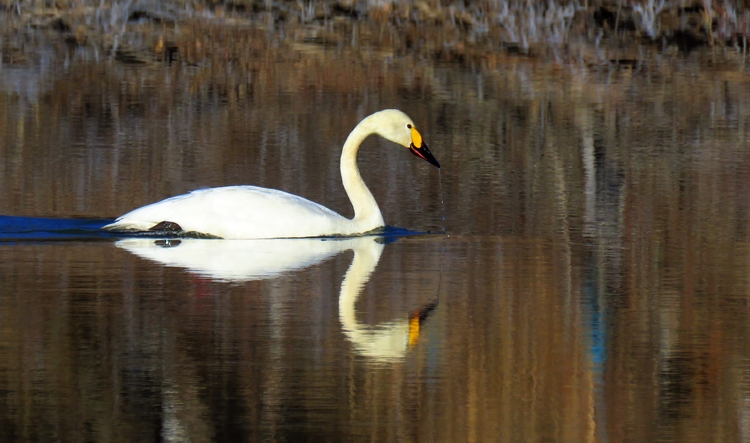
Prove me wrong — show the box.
[370,109,440,168]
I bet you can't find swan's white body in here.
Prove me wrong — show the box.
[108,186,368,239]
[104,109,439,239]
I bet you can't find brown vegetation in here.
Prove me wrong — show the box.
[2,0,750,65]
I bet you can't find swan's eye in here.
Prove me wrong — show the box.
[406,124,412,129]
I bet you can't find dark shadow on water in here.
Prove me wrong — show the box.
[0,216,436,243]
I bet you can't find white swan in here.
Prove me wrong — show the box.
[103,109,440,239]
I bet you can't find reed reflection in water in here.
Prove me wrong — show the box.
[1,231,609,442]
[2,28,750,441]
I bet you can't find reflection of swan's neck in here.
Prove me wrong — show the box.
[339,240,384,329]
[339,239,413,361]
[340,116,385,230]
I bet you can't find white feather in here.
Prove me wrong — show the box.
[108,186,350,239]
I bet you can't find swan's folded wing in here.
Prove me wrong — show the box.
[104,186,350,239]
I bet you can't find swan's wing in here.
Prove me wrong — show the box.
[105,186,350,239]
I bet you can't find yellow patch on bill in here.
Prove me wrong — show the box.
[411,127,422,148]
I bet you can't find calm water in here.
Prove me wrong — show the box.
[2,31,750,442]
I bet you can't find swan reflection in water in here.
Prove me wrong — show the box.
[116,236,437,362]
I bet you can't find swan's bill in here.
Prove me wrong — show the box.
[409,142,440,168]
[410,126,423,148]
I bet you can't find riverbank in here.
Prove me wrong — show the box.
[2,0,750,69]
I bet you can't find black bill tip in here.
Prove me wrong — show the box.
[409,143,440,169]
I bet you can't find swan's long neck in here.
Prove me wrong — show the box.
[340,117,385,230]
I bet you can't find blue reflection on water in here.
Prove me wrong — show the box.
[0,215,428,242]
[0,216,117,241]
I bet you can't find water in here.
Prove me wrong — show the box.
[2,33,750,441]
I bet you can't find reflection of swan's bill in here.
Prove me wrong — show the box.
[117,236,437,362]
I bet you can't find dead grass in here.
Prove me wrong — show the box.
[2,0,750,65]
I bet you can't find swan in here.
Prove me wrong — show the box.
[103,109,440,239]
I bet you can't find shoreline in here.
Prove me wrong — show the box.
[1,0,750,69]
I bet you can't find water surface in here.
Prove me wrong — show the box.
[1,35,750,442]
